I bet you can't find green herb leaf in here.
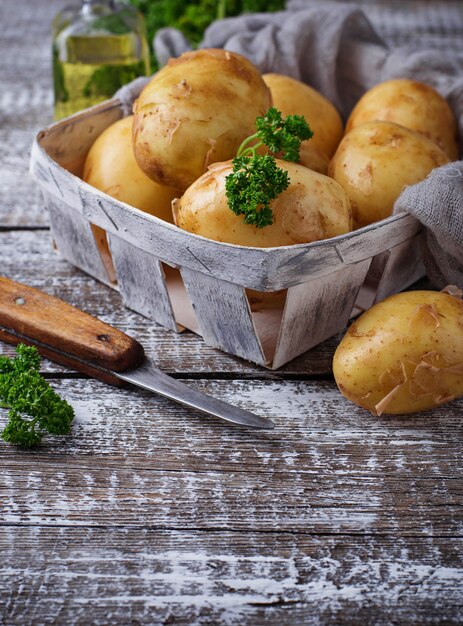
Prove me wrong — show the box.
[128,0,286,70]
[0,345,74,448]
[255,107,313,162]
[225,107,312,228]
[225,154,289,228]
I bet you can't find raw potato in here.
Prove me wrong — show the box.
[328,121,450,228]
[133,49,272,191]
[173,160,353,247]
[333,290,463,415]
[298,143,330,175]
[263,73,344,161]
[346,78,459,160]
[257,142,329,175]
[83,115,179,222]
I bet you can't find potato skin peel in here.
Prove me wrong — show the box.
[133,49,272,191]
[173,160,353,248]
[333,291,463,415]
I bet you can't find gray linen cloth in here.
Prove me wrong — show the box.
[117,1,463,288]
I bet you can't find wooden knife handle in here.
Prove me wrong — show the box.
[0,277,145,386]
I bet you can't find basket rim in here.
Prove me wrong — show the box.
[30,98,423,291]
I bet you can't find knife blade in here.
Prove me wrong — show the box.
[0,277,274,430]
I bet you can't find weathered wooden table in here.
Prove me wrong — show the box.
[1,1,462,624]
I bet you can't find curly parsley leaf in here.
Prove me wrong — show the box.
[0,345,74,448]
[225,107,312,228]
[225,155,289,228]
[255,107,313,161]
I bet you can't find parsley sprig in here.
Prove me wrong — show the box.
[0,345,74,447]
[225,107,313,228]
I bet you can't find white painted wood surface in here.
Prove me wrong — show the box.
[1,1,463,624]
[272,259,372,368]
[180,267,268,365]
[109,233,180,332]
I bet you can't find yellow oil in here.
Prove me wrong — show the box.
[53,20,150,119]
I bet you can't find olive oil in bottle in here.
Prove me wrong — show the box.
[52,0,150,119]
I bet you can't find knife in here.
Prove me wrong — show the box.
[0,277,274,430]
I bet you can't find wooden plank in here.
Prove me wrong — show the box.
[181,268,266,366]
[373,233,427,303]
[0,129,50,227]
[272,259,371,369]
[46,192,113,286]
[0,528,462,626]
[109,234,179,332]
[1,459,461,534]
[1,377,461,478]
[0,0,62,227]
[0,379,461,534]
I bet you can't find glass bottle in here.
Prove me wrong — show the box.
[52,0,150,120]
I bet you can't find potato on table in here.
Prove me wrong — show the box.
[333,290,463,415]
[346,78,459,160]
[133,48,271,191]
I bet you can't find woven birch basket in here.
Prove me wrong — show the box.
[30,98,425,369]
